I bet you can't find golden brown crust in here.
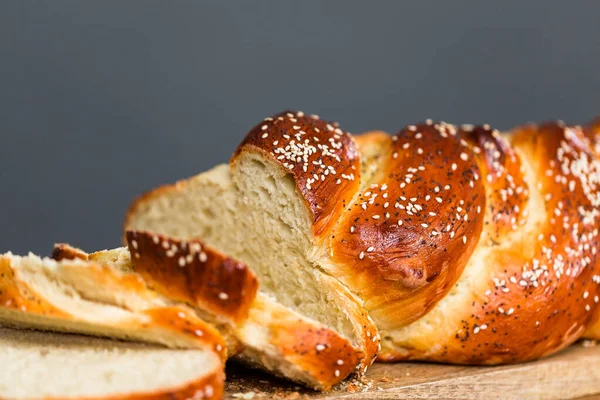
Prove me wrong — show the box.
[583,117,600,156]
[126,230,259,324]
[379,122,600,363]
[0,254,227,360]
[232,111,361,236]
[52,243,89,262]
[327,122,485,329]
[239,294,361,391]
[461,125,529,241]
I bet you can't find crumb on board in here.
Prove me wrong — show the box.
[581,340,598,348]
[231,393,256,399]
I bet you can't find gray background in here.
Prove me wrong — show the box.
[1,1,599,254]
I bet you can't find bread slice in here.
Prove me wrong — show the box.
[0,252,226,359]
[0,327,223,400]
[55,235,365,391]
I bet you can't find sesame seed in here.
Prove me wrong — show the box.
[460,152,468,161]
[359,251,365,259]
[199,252,208,262]
[131,240,138,250]
[397,220,403,226]
[219,292,229,300]
[177,312,186,319]
[178,257,186,267]
[583,291,589,299]
[421,223,428,228]
[261,133,268,139]
[507,308,514,315]
[462,236,467,244]
[316,344,326,352]
[195,330,203,336]
[366,246,375,252]
[261,125,268,130]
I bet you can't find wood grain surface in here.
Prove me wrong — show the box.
[225,341,599,399]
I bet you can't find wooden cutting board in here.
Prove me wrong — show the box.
[224,341,600,399]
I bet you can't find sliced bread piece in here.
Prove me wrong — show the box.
[0,252,226,359]
[55,235,365,391]
[0,327,223,400]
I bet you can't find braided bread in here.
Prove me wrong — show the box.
[125,111,600,367]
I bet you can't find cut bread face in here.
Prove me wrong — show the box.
[0,252,226,359]
[56,234,365,391]
[0,327,223,400]
[124,163,380,373]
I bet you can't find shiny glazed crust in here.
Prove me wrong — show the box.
[377,122,600,362]
[126,230,259,325]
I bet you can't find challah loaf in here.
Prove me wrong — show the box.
[53,235,370,391]
[125,111,600,364]
[0,252,226,358]
[0,327,223,400]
